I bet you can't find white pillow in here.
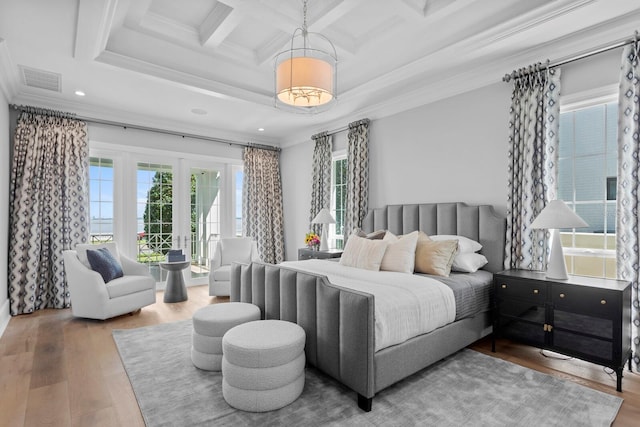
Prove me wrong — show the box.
[452,253,488,273]
[340,234,389,271]
[380,231,419,274]
[430,235,482,253]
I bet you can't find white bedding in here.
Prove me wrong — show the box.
[280,259,456,352]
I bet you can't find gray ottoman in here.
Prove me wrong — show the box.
[191,302,261,371]
[222,320,306,412]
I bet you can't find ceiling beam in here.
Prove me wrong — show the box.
[74,0,118,60]
[310,0,367,32]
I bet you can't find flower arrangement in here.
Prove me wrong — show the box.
[304,232,320,249]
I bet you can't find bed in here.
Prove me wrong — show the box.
[230,202,506,411]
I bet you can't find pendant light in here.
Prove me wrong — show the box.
[274,0,338,113]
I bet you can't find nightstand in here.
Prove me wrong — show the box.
[492,269,632,392]
[298,248,343,260]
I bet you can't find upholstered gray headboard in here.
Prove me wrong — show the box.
[361,202,506,273]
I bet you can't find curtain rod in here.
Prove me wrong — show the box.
[10,104,280,152]
[503,31,638,82]
[311,118,370,140]
[311,125,347,140]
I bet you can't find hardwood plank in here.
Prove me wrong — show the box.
[29,319,66,389]
[105,373,145,427]
[24,381,71,427]
[63,323,113,422]
[0,314,39,356]
[0,352,34,427]
[71,407,120,427]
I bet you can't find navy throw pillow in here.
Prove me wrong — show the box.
[86,247,124,283]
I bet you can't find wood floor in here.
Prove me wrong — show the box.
[1,285,638,426]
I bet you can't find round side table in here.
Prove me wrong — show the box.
[160,261,190,303]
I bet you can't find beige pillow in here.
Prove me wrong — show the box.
[380,231,419,274]
[414,232,458,277]
[340,234,389,271]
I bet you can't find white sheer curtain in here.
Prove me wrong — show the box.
[616,39,640,369]
[504,65,561,271]
[8,110,89,315]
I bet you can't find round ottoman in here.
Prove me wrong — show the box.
[191,302,261,371]
[222,320,306,412]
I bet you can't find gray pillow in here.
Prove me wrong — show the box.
[87,247,124,283]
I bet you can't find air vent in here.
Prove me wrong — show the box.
[19,65,61,92]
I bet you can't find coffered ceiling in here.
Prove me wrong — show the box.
[0,0,639,146]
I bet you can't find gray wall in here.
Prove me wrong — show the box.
[1,92,9,335]
[280,47,623,261]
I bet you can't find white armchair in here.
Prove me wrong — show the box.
[209,238,260,296]
[63,242,156,320]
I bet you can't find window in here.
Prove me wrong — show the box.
[558,101,617,279]
[89,157,114,244]
[330,154,347,249]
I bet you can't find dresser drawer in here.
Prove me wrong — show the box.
[298,252,313,260]
[552,284,618,318]
[495,278,546,304]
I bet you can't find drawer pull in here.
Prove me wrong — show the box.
[533,289,539,294]
[501,284,507,289]
[559,293,565,298]
[601,299,606,305]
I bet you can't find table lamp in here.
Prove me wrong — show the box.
[530,199,588,280]
[311,208,336,251]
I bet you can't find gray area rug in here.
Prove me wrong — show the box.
[113,320,622,427]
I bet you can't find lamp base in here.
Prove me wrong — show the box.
[545,229,569,280]
[319,225,329,252]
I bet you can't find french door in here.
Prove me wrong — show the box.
[89,149,241,286]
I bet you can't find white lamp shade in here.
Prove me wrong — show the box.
[529,199,588,280]
[276,57,334,107]
[311,208,336,224]
[530,200,588,229]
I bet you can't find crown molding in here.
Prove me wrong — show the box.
[11,92,280,147]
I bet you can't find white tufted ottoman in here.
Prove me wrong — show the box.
[222,320,306,412]
[191,302,261,371]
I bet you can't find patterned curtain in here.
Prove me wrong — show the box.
[8,111,89,315]
[504,66,561,270]
[616,40,640,369]
[343,119,370,242]
[242,147,285,264]
[309,132,332,235]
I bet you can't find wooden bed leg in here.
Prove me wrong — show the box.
[358,394,372,412]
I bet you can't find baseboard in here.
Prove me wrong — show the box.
[0,298,10,339]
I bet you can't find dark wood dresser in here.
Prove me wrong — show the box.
[492,269,632,391]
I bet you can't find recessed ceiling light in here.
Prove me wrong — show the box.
[74,90,85,96]
[191,108,207,115]
[258,128,265,132]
